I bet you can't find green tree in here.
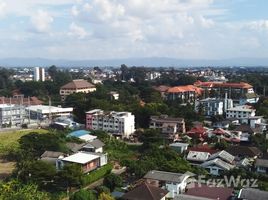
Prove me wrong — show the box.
[70,189,97,200]
[0,180,49,200]
[103,174,123,192]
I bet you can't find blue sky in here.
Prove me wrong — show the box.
[0,0,268,60]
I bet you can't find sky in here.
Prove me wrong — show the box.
[0,0,268,60]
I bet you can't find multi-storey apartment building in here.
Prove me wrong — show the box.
[34,67,45,82]
[0,104,26,127]
[60,79,96,101]
[165,85,203,103]
[226,105,256,119]
[194,81,257,103]
[150,115,186,134]
[195,98,233,116]
[86,109,135,138]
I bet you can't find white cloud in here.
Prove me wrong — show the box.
[0,0,7,17]
[30,10,53,33]
[69,22,87,39]
[246,20,268,31]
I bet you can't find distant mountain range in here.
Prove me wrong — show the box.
[1,57,268,67]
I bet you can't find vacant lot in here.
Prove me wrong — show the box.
[0,129,48,154]
[0,129,48,179]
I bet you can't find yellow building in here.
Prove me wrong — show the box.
[60,79,96,101]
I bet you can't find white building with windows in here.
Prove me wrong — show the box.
[86,109,135,138]
[195,98,233,116]
[0,104,26,127]
[34,67,45,82]
[226,105,256,119]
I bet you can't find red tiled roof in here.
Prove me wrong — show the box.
[194,81,253,89]
[188,144,218,154]
[186,184,234,200]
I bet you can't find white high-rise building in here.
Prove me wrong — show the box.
[34,67,45,82]
[86,109,135,138]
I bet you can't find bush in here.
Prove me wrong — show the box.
[70,189,96,200]
[81,163,113,186]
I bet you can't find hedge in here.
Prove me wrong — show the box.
[81,163,113,186]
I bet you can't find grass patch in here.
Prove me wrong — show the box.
[0,129,48,155]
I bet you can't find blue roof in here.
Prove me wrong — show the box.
[68,130,91,137]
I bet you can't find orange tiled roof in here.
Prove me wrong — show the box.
[194,81,253,89]
[167,85,203,95]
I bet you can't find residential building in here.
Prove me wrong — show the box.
[26,105,73,120]
[185,183,234,200]
[166,85,203,103]
[187,125,207,139]
[226,105,256,119]
[0,104,26,128]
[226,146,262,160]
[195,98,233,116]
[150,115,186,135]
[122,182,169,200]
[86,109,135,138]
[60,79,96,101]
[153,85,170,98]
[68,130,97,142]
[109,91,119,100]
[255,158,268,174]
[194,81,257,103]
[59,152,108,173]
[233,124,261,142]
[238,188,268,200]
[201,150,235,176]
[40,151,65,165]
[169,143,189,154]
[187,151,211,164]
[144,170,193,198]
[34,67,45,82]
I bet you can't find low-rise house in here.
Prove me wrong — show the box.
[226,146,262,160]
[255,158,268,174]
[187,151,211,165]
[238,188,268,200]
[187,125,207,140]
[80,139,104,153]
[40,151,65,165]
[233,124,261,142]
[68,130,97,142]
[169,143,189,154]
[212,118,239,129]
[122,182,169,200]
[109,91,119,100]
[59,152,108,173]
[185,183,234,200]
[200,150,235,176]
[201,158,235,176]
[144,170,193,198]
[150,115,186,135]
